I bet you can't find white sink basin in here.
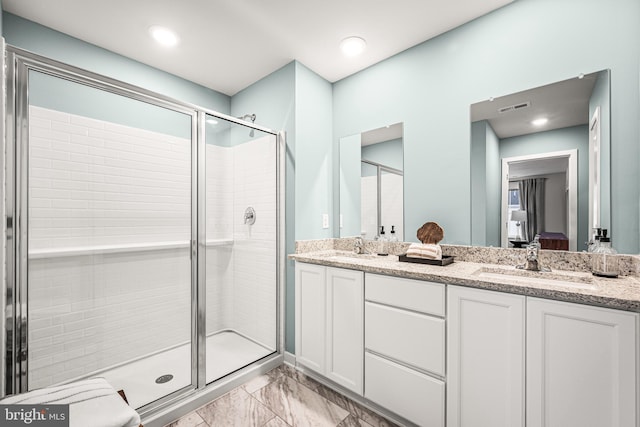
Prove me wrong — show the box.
[475,268,596,291]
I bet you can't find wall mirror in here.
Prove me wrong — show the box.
[470,70,610,252]
[339,123,404,240]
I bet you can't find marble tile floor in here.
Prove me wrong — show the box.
[164,364,401,427]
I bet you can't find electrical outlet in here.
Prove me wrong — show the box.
[322,214,329,229]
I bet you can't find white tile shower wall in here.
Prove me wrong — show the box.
[205,144,233,241]
[360,174,403,239]
[361,176,377,238]
[381,173,403,239]
[27,106,192,389]
[205,143,233,334]
[28,250,191,389]
[231,137,277,350]
[28,106,191,250]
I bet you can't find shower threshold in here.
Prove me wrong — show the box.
[97,330,273,409]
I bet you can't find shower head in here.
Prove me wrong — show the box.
[238,113,256,123]
[238,113,256,137]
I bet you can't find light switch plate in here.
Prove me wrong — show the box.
[322,214,329,229]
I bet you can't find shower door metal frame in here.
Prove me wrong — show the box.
[3,46,284,410]
[4,46,201,400]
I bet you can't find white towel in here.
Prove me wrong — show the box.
[406,243,442,260]
[0,378,141,427]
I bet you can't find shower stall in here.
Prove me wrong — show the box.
[3,46,284,416]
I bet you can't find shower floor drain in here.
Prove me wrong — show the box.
[155,374,173,384]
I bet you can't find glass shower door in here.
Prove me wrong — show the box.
[23,69,195,409]
[204,114,277,384]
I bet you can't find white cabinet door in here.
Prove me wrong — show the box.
[527,298,638,427]
[295,263,327,373]
[447,285,525,427]
[326,267,363,394]
[295,263,364,395]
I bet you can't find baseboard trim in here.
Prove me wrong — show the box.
[283,351,296,367]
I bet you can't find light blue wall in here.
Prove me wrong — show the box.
[3,13,230,113]
[333,0,640,253]
[471,121,488,245]
[500,125,589,250]
[294,63,334,240]
[339,134,362,237]
[29,70,192,139]
[470,121,500,247]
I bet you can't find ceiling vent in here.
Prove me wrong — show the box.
[498,101,531,114]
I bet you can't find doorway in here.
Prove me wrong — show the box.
[501,150,577,250]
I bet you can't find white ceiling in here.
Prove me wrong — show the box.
[471,71,600,139]
[3,0,513,96]
[509,157,568,180]
[361,122,403,147]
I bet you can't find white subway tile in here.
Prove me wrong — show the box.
[51,121,89,136]
[71,134,104,148]
[30,106,70,123]
[51,159,89,173]
[69,114,105,130]
[30,167,70,180]
[31,147,70,161]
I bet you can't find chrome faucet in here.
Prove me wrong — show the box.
[516,235,550,272]
[354,236,365,254]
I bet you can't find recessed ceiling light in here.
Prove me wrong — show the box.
[340,36,366,57]
[532,118,548,126]
[149,26,179,47]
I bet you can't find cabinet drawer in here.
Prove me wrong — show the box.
[365,352,444,427]
[365,273,444,316]
[365,301,444,375]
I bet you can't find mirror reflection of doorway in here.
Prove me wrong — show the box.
[501,150,577,250]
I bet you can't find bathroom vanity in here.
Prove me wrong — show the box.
[291,240,640,427]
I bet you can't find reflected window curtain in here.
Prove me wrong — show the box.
[518,178,546,241]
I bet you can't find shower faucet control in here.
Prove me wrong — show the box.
[244,207,256,225]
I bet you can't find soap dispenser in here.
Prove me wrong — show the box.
[377,226,388,256]
[592,229,619,277]
[588,228,603,252]
[389,225,398,242]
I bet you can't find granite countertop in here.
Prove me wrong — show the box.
[290,250,640,313]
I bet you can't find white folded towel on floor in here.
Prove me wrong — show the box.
[406,243,442,260]
[0,378,141,427]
